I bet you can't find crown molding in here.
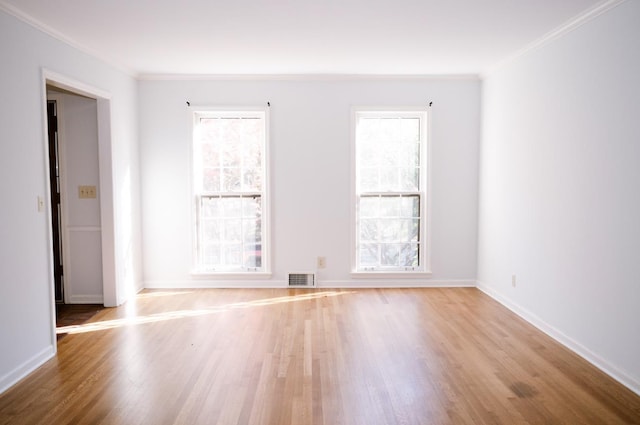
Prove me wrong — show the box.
[3,0,624,82]
[138,73,481,82]
[481,0,628,79]
[0,1,136,78]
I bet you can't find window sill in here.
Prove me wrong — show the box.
[351,270,433,279]
[191,271,272,280]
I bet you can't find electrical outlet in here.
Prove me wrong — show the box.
[512,275,517,287]
[317,256,326,269]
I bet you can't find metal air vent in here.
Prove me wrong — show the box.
[288,273,316,287]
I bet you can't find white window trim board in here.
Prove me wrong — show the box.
[189,106,271,275]
[350,106,432,275]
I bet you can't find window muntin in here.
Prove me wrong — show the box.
[354,110,427,272]
[193,110,267,272]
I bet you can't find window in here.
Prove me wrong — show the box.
[192,109,268,273]
[353,109,430,273]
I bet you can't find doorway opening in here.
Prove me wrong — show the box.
[46,88,106,333]
[43,70,118,347]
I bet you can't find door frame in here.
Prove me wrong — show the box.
[41,69,118,347]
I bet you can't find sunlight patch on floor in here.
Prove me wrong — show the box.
[56,290,354,335]
[135,290,195,299]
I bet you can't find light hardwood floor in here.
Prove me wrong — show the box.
[1,288,639,424]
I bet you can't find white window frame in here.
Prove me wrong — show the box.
[351,107,432,278]
[190,107,271,277]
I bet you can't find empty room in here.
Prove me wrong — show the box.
[1,0,639,423]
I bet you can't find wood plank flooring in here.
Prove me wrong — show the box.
[1,288,639,424]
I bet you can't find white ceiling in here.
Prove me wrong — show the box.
[1,0,612,77]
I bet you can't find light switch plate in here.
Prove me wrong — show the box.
[79,185,97,199]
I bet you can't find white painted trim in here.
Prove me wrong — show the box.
[67,294,104,304]
[190,272,273,280]
[349,107,358,274]
[145,280,284,289]
[425,105,433,273]
[482,0,628,78]
[189,106,271,274]
[350,106,432,273]
[95,97,118,307]
[139,73,481,82]
[144,279,475,289]
[43,70,111,101]
[0,1,135,77]
[321,279,475,288]
[350,271,433,279]
[263,106,272,275]
[40,74,59,352]
[476,280,640,397]
[42,69,119,311]
[187,107,197,278]
[0,345,55,395]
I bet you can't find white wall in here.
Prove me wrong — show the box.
[0,9,142,393]
[139,78,480,287]
[478,1,640,393]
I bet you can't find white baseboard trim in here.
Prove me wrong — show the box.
[144,280,285,289]
[67,294,104,304]
[318,279,476,288]
[476,280,640,397]
[144,279,476,289]
[0,345,55,395]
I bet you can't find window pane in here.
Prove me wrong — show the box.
[222,167,241,191]
[380,219,401,242]
[400,196,420,218]
[242,196,261,217]
[222,145,238,167]
[224,243,242,266]
[198,196,264,270]
[359,244,379,266]
[223,198,242,217]
[400,244,419,267]
[198,117,266,193]
[359,197,379,217]
[407,219,420,242]
[201,197,222,217]
[243,217,261,268]
[379,168,399,191]
[224,219,242,242]
[358,144,378,167]
[202,144,219,166]
[399,167,419,191]
[359,168,379,192]
[355,111,426,271]
[203,168,221,192]
[201,218,221,241]
[359,218,378,242]
[400,118,420,142]
[202,244,221,267]
[195,112,267,272]
[381,244,400,266]
[380,196,400,217]
[242,168,261,191]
